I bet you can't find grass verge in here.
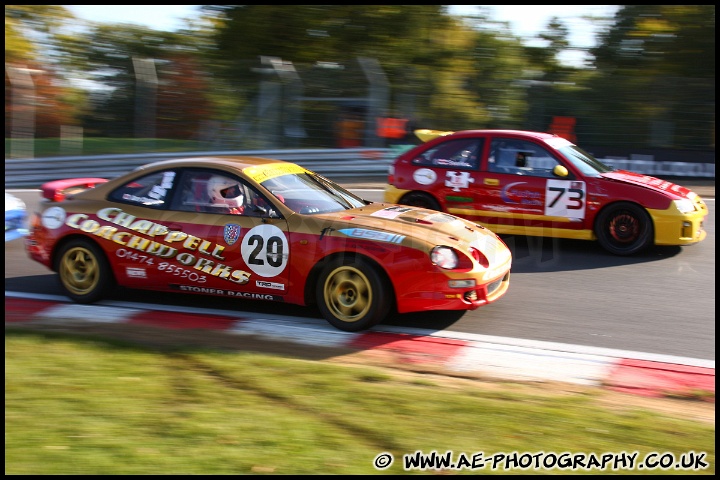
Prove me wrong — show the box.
[5,330,715,475]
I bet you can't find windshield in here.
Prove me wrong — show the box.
[259,172,368,214]
[557,145,614,177]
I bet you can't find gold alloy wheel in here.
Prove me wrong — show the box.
[59,245,101,296]
[322,264,372,324]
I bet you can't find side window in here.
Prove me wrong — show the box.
[174,171,244,215]
[412,139,483,170]
[108,170,177,208]
[487,139,560,178]
[173,170,279,217]
[176,171,213,213]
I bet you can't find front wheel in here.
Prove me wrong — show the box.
[316,258,391,332]
[400,192,441,211]
[56,238,114,303]
[595,202,653,255]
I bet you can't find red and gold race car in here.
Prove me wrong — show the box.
[385,129,709,255]
[25,156,512,331]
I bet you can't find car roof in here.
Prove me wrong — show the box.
[136,156,289,172]
[451,129,559,140]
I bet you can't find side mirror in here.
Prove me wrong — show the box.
[553,165,569,178]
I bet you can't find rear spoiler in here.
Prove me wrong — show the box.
[41,178,109,202]
[414,129,455,143]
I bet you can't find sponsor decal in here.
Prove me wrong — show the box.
[500,181,542,206]
[244,163,308,183]
[445,171,475,192]
[62,207,254,285]
[121,193,164,206]
[41,207,66,229]
[223,224,241,246]
[256,280,285,290]
[240,224,289,278]
[446,195,473,203]
[170,284,281,301]
[126,267,147,278]
[422,212,463,224]
[121,171,176,206]
[158,261,213,284]
[116,248,155,265]
[413,168,437,185]
[338,228,405,244]
[148,171,176,200]
[371,206,413,219]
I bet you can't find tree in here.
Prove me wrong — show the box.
[586,5,715,149]
[156,54,214,140]
[68,24,216,139]
[5,6,84,138]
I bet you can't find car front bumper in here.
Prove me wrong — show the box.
[650,207,707,246]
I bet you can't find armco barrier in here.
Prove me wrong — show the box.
[4,148,714,189]
[4,149,392,189]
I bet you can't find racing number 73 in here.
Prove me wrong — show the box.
[545,180,586,218]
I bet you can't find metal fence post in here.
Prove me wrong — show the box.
[6,64,39,159]
[132,57,158,141]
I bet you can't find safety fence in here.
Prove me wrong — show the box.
[4,148,715,189]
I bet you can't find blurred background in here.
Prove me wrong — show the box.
[4,5,715,164]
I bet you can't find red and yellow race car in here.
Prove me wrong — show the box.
[385,129,708,255]
[25,156,512,331]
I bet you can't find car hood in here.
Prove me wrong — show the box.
[599,170,697,199]
[316,203,510,259]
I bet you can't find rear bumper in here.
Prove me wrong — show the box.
[384,184,410,204]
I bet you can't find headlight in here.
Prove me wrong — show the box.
[431,246,458,269]
[673,199,695,214]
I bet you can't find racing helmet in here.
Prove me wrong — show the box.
[207,175,244,209]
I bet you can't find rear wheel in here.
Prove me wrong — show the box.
[400,192,441,211]
[316,257,391,332]
[595,202,653,255]
[56,239,114,303]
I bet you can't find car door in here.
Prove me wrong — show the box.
[454,136,587,233]
[106,168,291,301]
[409,137,485,211]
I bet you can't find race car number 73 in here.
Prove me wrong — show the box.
[545,179,586,219]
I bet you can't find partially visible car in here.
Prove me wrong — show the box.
[24,156,512,332]
[384,129,709,255]
[5,191,28,242]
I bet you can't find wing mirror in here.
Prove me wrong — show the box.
[553,165,569,178]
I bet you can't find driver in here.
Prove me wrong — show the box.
[207,175,245,214]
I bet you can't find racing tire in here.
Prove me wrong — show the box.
[316,257,391,332]
[400,192,441,211]
[56,238,115,303]
[595,202,653,256]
